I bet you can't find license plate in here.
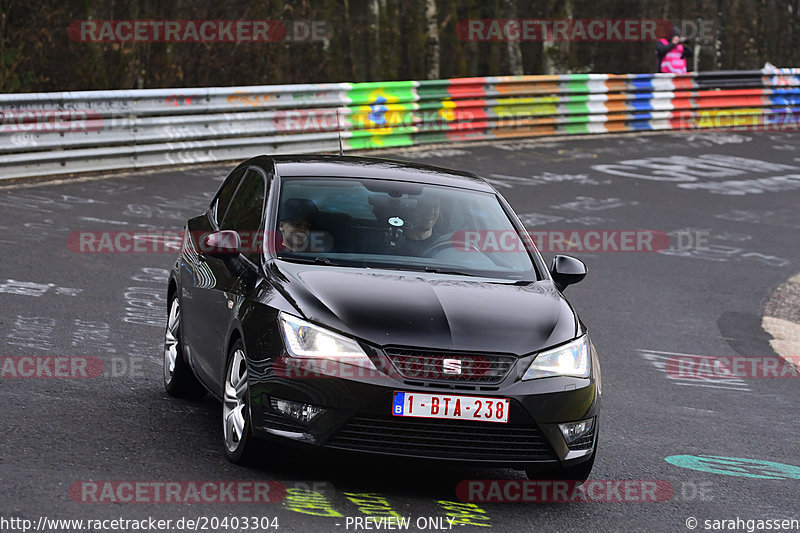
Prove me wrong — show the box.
[392,391,509,423]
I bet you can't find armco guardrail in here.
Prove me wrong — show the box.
[1,68,799,179]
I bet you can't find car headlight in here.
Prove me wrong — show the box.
[279,312,376,370]
[522,335,591,380]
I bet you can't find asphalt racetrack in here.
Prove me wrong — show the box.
[1,130,799,532]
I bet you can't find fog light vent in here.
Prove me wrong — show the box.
[558,418,594,446]
[270,397,325,424]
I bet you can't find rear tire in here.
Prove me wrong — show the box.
[223,340,259,464]
[163,295,206,399]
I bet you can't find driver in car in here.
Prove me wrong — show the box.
[277,198,318,253]
[400,194,443,256]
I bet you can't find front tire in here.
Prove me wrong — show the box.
[163,295,205,399]
[223,340,259,464]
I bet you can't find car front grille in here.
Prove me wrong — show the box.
[326,414,556,461]
[383,348,517,384]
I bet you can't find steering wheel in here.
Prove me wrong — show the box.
[422,239,483,257]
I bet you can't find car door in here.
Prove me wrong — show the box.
[181,166,267,393]
[180,165,244,387]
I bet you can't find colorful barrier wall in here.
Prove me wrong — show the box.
[1,68,799,179]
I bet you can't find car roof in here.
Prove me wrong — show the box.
[266,155,496,192]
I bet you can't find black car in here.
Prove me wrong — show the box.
[164,154,600,480]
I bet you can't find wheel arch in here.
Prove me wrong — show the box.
[227,327,244,358]
[167,278,178,307]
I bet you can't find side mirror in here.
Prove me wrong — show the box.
[549,255,586,292]
[202,230,242,256]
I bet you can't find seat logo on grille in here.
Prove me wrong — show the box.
[442,358,462,375]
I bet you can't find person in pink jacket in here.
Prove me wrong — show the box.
[656,26,693,73]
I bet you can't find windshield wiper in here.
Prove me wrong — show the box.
[279,255,335,265]
[423,266,477,276]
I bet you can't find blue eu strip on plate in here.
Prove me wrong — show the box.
[393,391,405,416]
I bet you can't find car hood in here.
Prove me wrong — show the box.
[270,261,579,355]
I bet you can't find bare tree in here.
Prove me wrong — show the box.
[424,0,440,79]
[367,0,381,79]
[792,0,800,65]
[503,0,523,75]
[543,0,572,74]
[715,0,726,69]
[343,0,359,80]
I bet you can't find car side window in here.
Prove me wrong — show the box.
[213,167,246,226]
[220,169,266,262]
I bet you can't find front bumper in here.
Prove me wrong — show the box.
[248,349,600,467]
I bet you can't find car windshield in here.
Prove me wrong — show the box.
[271,177,538,280]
